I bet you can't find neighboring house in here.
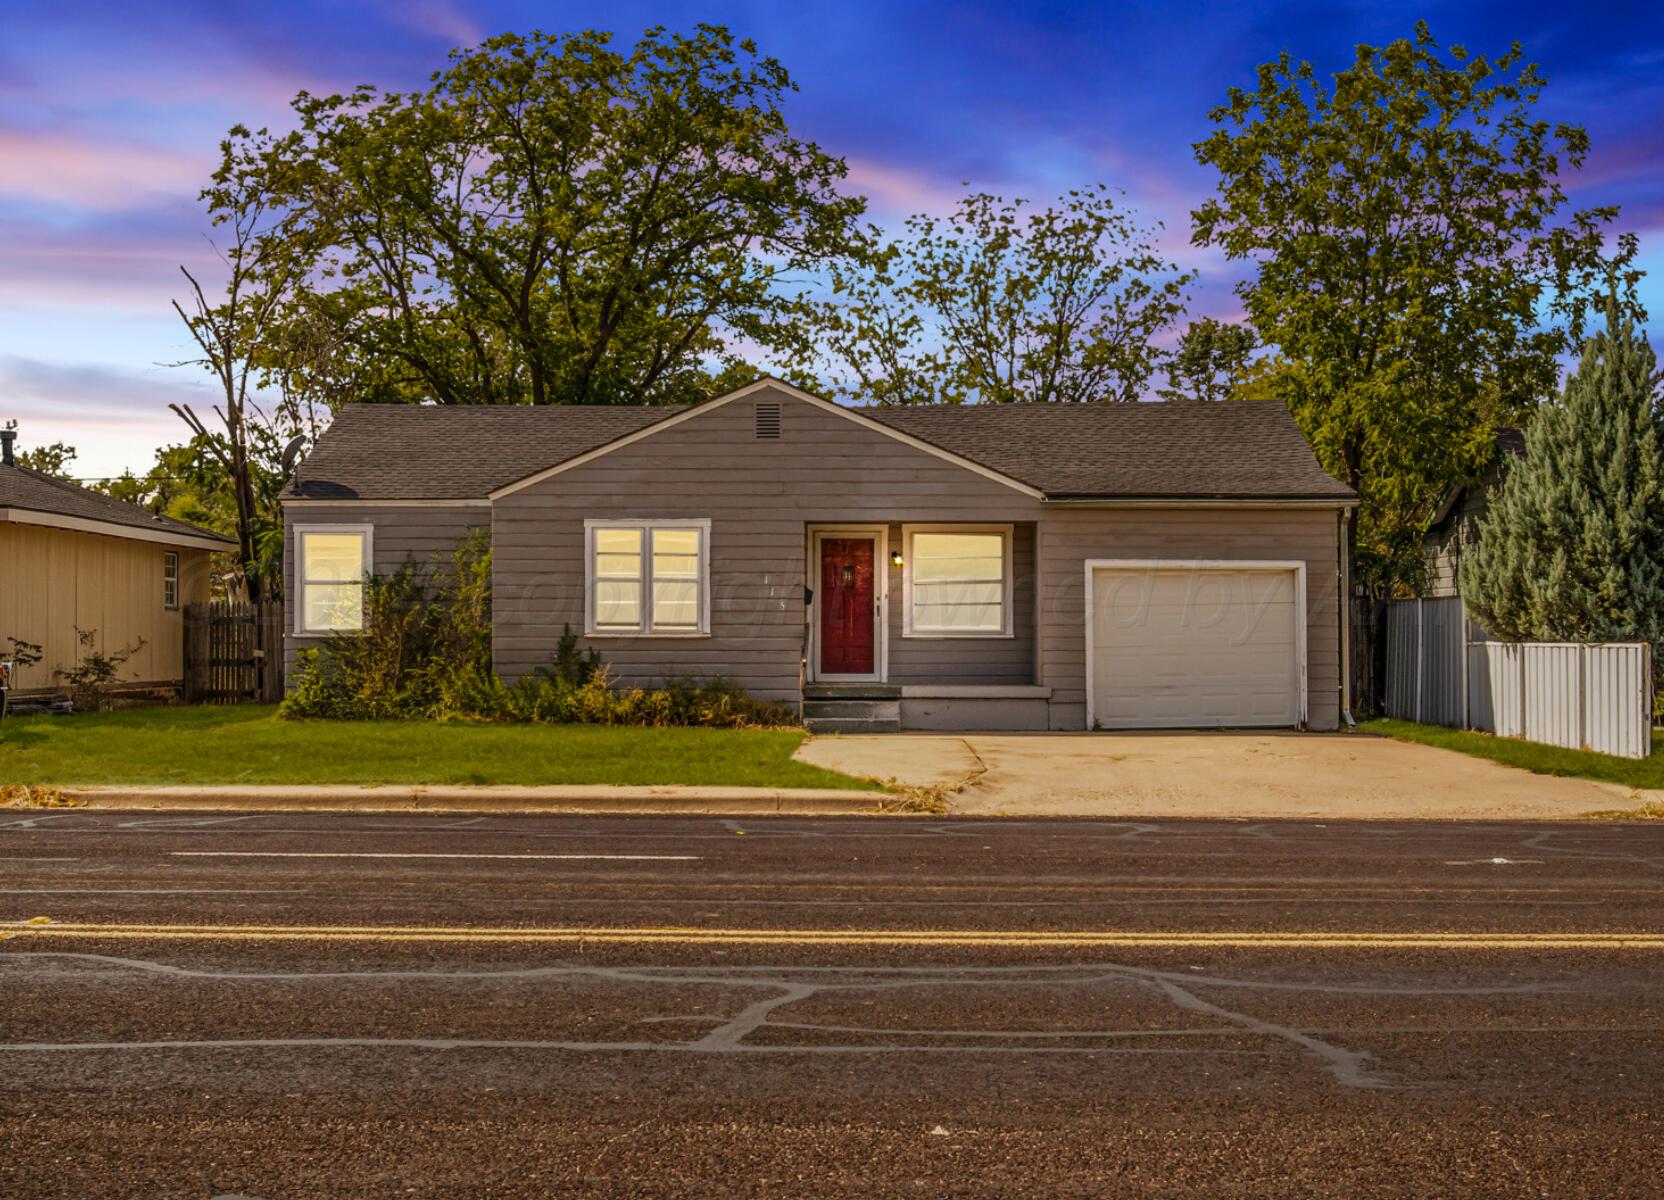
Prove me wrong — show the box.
[1421,428,1526,598]
[280,379,1358,732]
[0,429,232,699]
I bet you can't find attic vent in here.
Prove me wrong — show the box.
[754,402,781,439]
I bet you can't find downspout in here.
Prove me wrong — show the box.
[1338,507,1356,728]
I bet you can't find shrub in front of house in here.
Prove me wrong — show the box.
[474,670,796,729]
[285,648,796,729]
[279,533,795,729]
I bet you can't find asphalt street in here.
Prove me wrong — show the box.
[2,810,1663,1197]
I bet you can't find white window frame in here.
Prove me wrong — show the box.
[584,519,712,638]
[163,551,179,611]
[293,524,374,636]
[901,523,1015,639]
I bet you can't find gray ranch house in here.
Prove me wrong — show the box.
[280,379,1358,732]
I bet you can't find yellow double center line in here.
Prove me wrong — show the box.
[5,921,1664,950]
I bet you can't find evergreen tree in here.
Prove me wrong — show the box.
[1460,297,1664,644]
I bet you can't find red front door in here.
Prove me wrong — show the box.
[819,537,876,676]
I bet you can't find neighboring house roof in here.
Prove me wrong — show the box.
[284,383,1356,504]
[1425,427,1527,533]
[0,462,234,551]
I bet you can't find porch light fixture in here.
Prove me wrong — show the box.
[890,549,904,567]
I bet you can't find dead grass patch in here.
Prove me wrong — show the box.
[0,785,84,809]
[871,782,952,815]
[1585,798,1664,821]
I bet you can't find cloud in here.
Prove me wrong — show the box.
[841,157,970,220]
[0,209,224,314]
[0,354,219,421]
[0,126,209,213]
[386,0,485,47]
[0,353,225,478]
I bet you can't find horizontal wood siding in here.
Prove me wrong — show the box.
[282,506,488,676]
[1036,506,1343,730]
[0,522,213,693]
[1422,490,1487,599]
[492,385,1045,699]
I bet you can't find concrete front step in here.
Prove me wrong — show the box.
[802,685,903,733]
[803,716,903,734]
[804,683,903,700]
[802,699,900,721]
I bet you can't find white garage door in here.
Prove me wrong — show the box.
[1089,564,1303,729]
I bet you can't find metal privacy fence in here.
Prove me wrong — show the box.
[1385,597,1654,758]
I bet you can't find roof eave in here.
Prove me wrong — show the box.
[1042,494,1360,507]
[0,506,235,550]
[281,495,491,507]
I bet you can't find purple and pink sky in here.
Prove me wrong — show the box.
[5,0,1661,480]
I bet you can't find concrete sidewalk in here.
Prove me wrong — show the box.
[795,730,1642,820]
[49,783,886,816]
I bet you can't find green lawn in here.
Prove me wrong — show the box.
[0,705,881,791]
[1364,718,1664,791]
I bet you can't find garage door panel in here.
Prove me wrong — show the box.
[1090,566,1301,729]
[1097,588,1295,642]
[1094,623,1297,655]
[1096,621,1297,649]
[1096,572,1293,606]
[1097,596,1295,625]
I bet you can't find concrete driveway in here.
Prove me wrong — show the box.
[795,730,1641,819]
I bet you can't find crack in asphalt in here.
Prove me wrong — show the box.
[1520,830,1664,872]
[0,950,1577,1088]
[1145,974,1383,1089]
[0,1036,1282,1058]
[693,982,822,1049]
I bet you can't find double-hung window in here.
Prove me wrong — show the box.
[162,551,179,610]
[586,520,710,636]
[295,525,373,634]
[902,525,1013,637]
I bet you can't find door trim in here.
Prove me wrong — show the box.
[808,525,888,683]
[1083,559,1307,731]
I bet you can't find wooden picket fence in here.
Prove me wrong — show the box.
[183,600,285,705]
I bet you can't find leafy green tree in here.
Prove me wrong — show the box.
[98,448,196,513]
[233,26,861,408]
[1159,317,1258,401]
[805,185,1191,404]
[2,420,77,479]
[1192,22,1641,588]
[99,435,289,600]
[170,125,300,603]
[1460,298,1664,645]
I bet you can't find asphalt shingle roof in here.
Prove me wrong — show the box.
[865,401,1354,500]
[287,405,683,501]
[0,463,234,543]
[284,394,1354,503]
